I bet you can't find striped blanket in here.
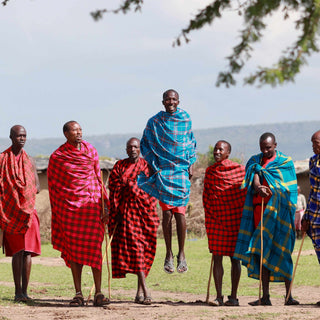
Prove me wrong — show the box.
[108,157,159,278]
[137,108,197,207]
[234,151,297,282]
[48,141,106,270]
[0,147,37,234]
[203,159,246,256]
[302,154,320,263]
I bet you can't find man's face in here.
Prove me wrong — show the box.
[126,139,140,161]
[213,141,230,162]
[162,91,179,114]
[64,122,82,145]
[10,126,27,149]
[260,137,277,159]
[311,132,320,155]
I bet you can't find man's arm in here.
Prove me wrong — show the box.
[253,173,272,197]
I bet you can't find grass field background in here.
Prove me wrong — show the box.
[0,235,318,305]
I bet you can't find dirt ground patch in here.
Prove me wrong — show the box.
[1,287,320,320]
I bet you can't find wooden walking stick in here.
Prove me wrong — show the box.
[100,170,113,299]
[106,227,112,300]
[86,170,113,305]
[86,224,118,305]
[285,231,306,303]
[258,198,264,305]
[206,253,214,303]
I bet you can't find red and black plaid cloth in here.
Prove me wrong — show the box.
[203,159,246,256]
[108,157,159,278]
[48,141,106,270]
[0,147,37,234]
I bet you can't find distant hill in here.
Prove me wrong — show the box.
[0,121,318,162]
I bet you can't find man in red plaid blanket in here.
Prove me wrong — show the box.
[0,125,41,302]
[108,138,159,305]
[48,121,109,307]
[203,140,246,306]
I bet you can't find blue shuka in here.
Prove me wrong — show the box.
[234,151,297,282]
[137,108,196,207]
[302,153,320,263]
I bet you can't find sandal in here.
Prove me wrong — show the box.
[176,256,188,273]
[209,296,224,306]
[93,292,110,307]
[164,258,174,274]
[142,296,152,305]
[285,297,299,305]
[134,295,144,304]
[22,293,32,301]
[248,295,272,306]
[69,294,84,307]
[14,294,27,303]
[224,295,239,306]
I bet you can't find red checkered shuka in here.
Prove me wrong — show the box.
[0,147,37,234]
[203,159,246,256]
[47,141,106,270]
[108,158,159,278]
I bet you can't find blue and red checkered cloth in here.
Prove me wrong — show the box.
[302,153,320,263]
[138,108,197,207]
[234,151,297,282]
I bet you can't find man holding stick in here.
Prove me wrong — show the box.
[302,130,320,305]
[48,121,109,307]
[234,132,299,306]
[108,137,159,305]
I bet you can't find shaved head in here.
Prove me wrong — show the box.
[63,120,78,133]
[126,137,140,147]
[163,89,179,100]
[312,130,320,140]
[10,125,26,138]
[311,130,320,154]
[259,132,276,144]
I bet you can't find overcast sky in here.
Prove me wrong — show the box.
[1,0,319,139]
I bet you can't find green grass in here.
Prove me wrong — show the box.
[0,236,318,304]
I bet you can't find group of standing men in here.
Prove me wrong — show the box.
[203,130,320,307]
[2,89,320,307]
[0,89,196,306]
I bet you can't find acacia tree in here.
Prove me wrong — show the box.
[90,0,320,87]
[4,0,320,87]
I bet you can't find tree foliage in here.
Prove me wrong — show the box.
[4,0,320,87]
[90,0,320,87]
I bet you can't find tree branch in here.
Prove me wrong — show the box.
[91,0,144,21]
[243,0,320,86]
